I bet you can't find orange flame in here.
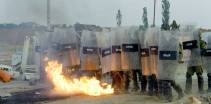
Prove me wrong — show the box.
[45,61,114,96]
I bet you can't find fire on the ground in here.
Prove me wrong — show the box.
[45,61,114,96]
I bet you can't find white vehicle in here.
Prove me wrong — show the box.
[0,64,20,79]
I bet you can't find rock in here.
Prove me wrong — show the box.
[187,96,202,104]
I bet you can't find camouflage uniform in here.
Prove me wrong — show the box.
[185,31,205,94]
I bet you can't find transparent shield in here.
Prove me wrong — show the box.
[157,31,180,80]
[80,30,100,71]
[202,32,211,73]
[121,27,140,71]
[110,28,123,71]
[97,30,112,74]
[138,30,151,75]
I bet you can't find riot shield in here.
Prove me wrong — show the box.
[157,31,180,80]
[48,28,64,61]
[182,30,202,67]
[109,28,123,72]
[138,30,151,76]
[97,30,112,74]
[60,28,80,71]
[121,27,140,71]
[80,30,100,71]
[145,28,159,75]
[202,32,211,73]
[35,31,50,53]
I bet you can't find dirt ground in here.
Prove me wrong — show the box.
[40,79,209,104]
[1,65,210,104]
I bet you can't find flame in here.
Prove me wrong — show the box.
[45,61,114,96]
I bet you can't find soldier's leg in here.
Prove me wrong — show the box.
[196,66,204,93]
[119,71,124,90]
[170,80,184,99]
[141,75,147,93]
[113,72,122,93]
[124,71,130,92]
[163,80,173,102]
[117,71,125,91]
[116,72,122,93]
[158,80,163,97]
[111,72,116,89]
[137,70,142,83]
[95,70,101,81]
[152,74,159,95]
[148,75,154,96]
[132,70,140,91]
[185,67,194,94]
[137,70,142,91]
[208,73,211,92]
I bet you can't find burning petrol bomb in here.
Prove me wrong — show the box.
[45,60,114,96]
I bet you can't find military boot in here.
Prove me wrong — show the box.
[132,70,139,92]
[158,80,164,100]
[152,74,159,96]
[171,80,184,99]
[124,72,130,93]
[163,81,173,102]
[141,75,147,94]
[148,75,153,96]
[208,73,211,92]
[197,74,204,94]
[185,73,192,94]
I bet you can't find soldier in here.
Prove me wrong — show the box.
[157,30,184,102]
[138,30,150,94]
[96,29,112,85]
[121,27,141,92]
[182,30,204,94]
[80,30,101,78]
[145,28,159,95]
[201,32,211,92]
[60,28,80,75]
[110,28,125,93]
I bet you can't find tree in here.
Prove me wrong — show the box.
[142,7,149,30]
[161,0,170,30]
[116,10,122,27]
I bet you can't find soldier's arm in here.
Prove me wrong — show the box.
[200,40,207,56]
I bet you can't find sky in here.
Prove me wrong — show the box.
[0,0,210,28]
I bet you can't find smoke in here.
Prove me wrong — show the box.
[2,0,121,26]
[1,0,211,28]
[4,0,74,25]
[4,0,45,24]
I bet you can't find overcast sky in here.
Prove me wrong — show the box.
[0,0,210,28]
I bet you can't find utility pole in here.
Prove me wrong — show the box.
[152,0,156,27]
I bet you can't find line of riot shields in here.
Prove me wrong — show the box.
[36,26,211,102]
